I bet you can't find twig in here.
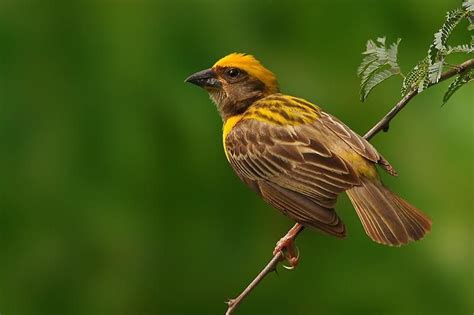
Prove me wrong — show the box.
[224,58,474,315]
[225,223,303,315]
[364,58,474,140]
[225,251,282,315]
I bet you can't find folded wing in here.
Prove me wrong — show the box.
[225,116,362,237]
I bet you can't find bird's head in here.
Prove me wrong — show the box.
[185,53,279,120]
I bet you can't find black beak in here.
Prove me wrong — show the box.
[185,68,221,89]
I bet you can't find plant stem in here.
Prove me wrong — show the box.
[364,58,474,140]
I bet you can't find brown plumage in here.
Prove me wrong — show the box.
[186,53,431,247]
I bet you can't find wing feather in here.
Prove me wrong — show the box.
[258,181,346,237]
[319,112,379,162]
[319,112,397,175]
[224,94,397,235]
[225,112,360,232]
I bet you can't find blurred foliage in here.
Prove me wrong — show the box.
[0,0,472,314]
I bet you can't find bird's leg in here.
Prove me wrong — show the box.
[273,223,304,269]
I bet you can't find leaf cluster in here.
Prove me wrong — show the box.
[358,0,474,104]
[358,37,401,102]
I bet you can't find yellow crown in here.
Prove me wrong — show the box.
[213,53,278,93]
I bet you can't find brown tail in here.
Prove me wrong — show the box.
[346,177,431,246]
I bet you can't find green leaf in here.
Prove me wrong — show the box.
[428,8,466,64]
[463,0,474,13]
[358,37,402,102]
[445,44,474,54]
[418,73,431,93]
[360,69,400,102]
[443,69,474,104]
[428,61,444,83]
[401,57,430,96]
[463,0,474,32]
[357,54,377,77]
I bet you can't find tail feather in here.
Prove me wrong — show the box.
[346,178,431,246]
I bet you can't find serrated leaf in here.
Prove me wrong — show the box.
[387,39,402,67]
[360,61,384,87]
[428,8,466,64]
[376,37,386,45]
[446,44,474,54]
[360,69,399,102]
[358,37,402,102]
[417,74,431,93]
[357,54,377,77]
[463,0,474,33]
[443,69,473,104]
[428,61,444,83]
[463,0,474,12]
[401,57,430,96]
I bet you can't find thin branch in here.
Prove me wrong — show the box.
[225,223,303,315]
[224,58,474,315]
[225,252,283,315]
[364,58,474,140]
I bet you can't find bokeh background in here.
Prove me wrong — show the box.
[0,0,472,314]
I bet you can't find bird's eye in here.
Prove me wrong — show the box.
[226,68,241,78]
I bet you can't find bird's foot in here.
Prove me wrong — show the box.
[273,223,304,270]
[273,237,299,269]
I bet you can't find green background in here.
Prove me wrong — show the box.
[0,0,472,314]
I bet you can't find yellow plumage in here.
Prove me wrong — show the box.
[213,53,279,94]
[187,52,431,250]
[222,115,243,161]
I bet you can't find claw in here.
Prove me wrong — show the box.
[282,264,295,270]
[292,245,300,261]
[282,246,300,270]
[273,223,304,270]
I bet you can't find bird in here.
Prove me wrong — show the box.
[185,53,431,267]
